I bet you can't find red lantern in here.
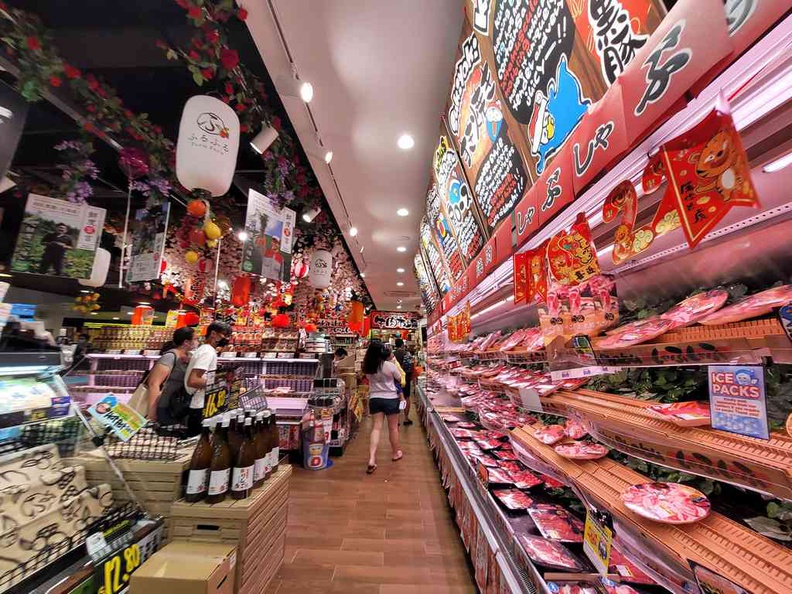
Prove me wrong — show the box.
[271,313,290,328]
[348,300,364,325]
[304,322,317,333]
[348,320,362,334]
[189,228,206,246]
[183,311,200,326]
[231,275,252,307]
[292,259,309,279]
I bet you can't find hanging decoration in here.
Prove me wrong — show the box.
[309,250,332,289]
[642,104,759,249]
[187,199,207,217]
[175,95,240,197]
[525,241,549,304]
[292,258,309,280]
[73,292,101,315]
[348,299,364,326]
[271,312,290,328]
[547,214,600,286]
[230,275,252,307]
[54,139,99,204]
[78,247,111,288]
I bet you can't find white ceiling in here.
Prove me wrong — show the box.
[243,0,464,312]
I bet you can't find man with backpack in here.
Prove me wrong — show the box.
[393,338,414,425]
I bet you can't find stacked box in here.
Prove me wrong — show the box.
[169,465,292,594]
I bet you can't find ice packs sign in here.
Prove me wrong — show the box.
[708,365,769,440]
[447,29,527,231]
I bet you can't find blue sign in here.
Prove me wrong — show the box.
[708,365,769,440]
[10,303,36,319]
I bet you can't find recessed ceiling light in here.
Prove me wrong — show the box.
[397,246,406,252]
[237,230,249,242]
[397,281,404,287]
[360,273,366,278]
[397,305,402,309]
[349,226,358,237]
[324,150,333,164]
[300,81,314,103]
[396,268,405,273]
[397,134,414,150]
[396,208,409,217]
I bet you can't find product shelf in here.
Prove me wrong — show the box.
[540,388,792,499]
[510,426,792,594]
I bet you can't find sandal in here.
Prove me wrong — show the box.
[392,451,403,462]
[366,464,377,474]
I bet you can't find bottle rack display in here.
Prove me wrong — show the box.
[0,352,164,594]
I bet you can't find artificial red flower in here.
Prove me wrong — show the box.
[234,102,246,113]
[201,68,214,80]
[26,36,42,51]
[86,74,99,91]
[240,124,248,133]
[187,6,202,19]
[86,104,96,113]
[205,30,219,44]
[188,50,200,61]
[271,115,281,131]
[237,7,248,20]
[49,75,62,87]
[220,47,239,71]
[63,63,81,79]
[224,82,233,95]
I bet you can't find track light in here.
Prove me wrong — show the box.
[324,150,333,164]
[302,207,321,223]
[349,226,358,237]
[250,125,279,154]
[276,75,314,103]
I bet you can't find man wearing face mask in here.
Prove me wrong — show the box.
[184,321,232,436]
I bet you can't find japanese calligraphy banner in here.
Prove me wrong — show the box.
[11,193,106,280]
[420,217,452,295]
[433,135,487,262]
[426,183,467,281]
[446,23,530,232]
[370,311,419,331]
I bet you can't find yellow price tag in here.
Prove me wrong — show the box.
[97,543,141,594]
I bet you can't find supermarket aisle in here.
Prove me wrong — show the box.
[266,416,476,593]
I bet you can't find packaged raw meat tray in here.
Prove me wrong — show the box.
[608,547,655,585]
[564,419,588,439]
[660,289,729,329]
[518,534,587,571]
[510,469,544,490]
[620,482,711,524]
[494,449,519,461]
[484,466,514,485]
[647,401,710,427]
[596,317,675,349]
[534,424,566,445]
[547,583,599,594]
[492,488,535,510]
[554,442,609,460]
[699,284,792,325]
[528,508,585,542]
[451,428,477,440]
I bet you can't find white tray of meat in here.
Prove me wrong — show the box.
[451,428,477,440]
[485,467,514,484]
[620,482,711,524]
[554,442,609,460]
[455,421,478,429]
[547,582,599,594]
[660,289,729,329]
[564,419,588,439]
[596,317,675,349]
[534,424,567,445]
[698,284,792,325]
[517,534,586,571]
[492,488,535,510]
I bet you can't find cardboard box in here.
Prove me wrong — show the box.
[130,541,236,594]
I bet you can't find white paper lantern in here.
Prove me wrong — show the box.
[78,248,111,288]
[309,250,332,289]
[176,95,240,197]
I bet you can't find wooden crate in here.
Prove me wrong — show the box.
[66,449,192,538]
[170,464,292,594]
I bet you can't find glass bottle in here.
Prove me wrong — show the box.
[231,418,255,500]
[206,417,232,504]
[260,410,274,480]
[268,409,280,475]
[252,412,267,488]
[185,419,213,502]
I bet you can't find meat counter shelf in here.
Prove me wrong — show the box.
[417,385,543,594]
[540,388,792,500]
[510,426,792,594]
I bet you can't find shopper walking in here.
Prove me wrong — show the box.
[185,321,232,436]
[393,338,414,425]
[363,341,404,474]
[147,327,195,425]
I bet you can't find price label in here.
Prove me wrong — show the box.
[97,542,141,594]
[583,508,613,575]
[203,382,229,419]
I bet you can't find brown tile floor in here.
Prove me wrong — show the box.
[265,413,477,593]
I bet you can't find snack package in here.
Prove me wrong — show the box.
[534,425,566,445]
[518,534,586,571]
[528,507,585,542]
[492,488,534,510]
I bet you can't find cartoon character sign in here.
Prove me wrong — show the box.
[527,56,591,174]
[644,105,759,248]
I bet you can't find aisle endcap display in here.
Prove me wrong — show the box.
[170,464,292,594]
[510,426,792,594]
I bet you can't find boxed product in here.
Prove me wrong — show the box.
[130,541,237,594]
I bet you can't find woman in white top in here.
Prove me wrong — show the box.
[363,341,404,474]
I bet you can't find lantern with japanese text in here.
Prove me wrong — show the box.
[309,250,332,289]
[176,95,240,197]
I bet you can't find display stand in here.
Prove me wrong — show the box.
[170,465,292,594]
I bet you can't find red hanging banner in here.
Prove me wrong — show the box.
[525,240,550,304]
[513,252,527,304]
[547,213,601,286]
[647,105,759,249]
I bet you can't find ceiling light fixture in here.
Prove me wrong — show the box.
[397,134,415,150]
[250,125,279,154]
[302,207,320,223]
[237,230,249,242]
[397,305,402,309]
[138,302,151,306]
[397,246,407,252]
[397,208,409,217]
[361,273,366,278]
[349,226,358,237]
[397,268,405,273]
[763,151,792,173]
[324,150,333,164]
[277,74,313,103]
[397,281,404,287]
